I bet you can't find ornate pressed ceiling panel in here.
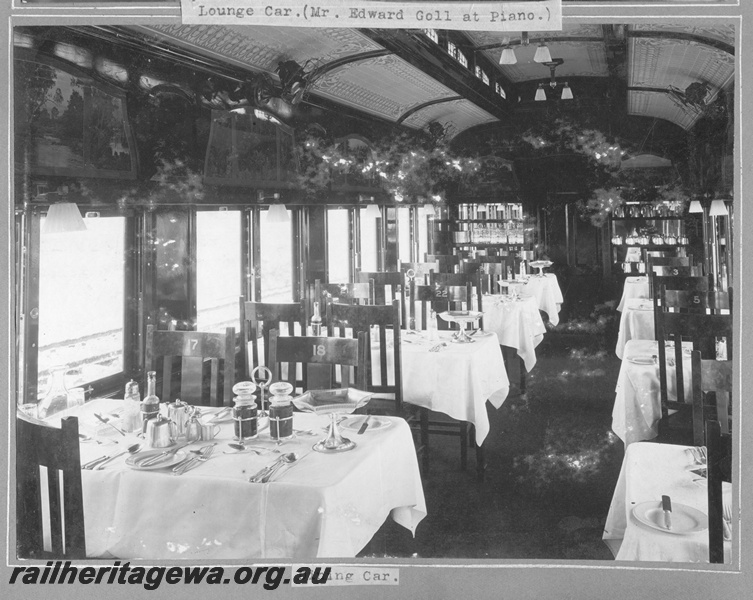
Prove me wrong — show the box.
[627,28,734,130]
[401,100,497,139]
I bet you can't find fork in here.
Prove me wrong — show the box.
[173,443,216,476]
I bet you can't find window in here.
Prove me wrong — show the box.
[260,208,294,301]
[327,208,351,282]
[447,42,468,68]
[474,66,490,85]
[496,82,507,99]
[359,207,381,272]
[37,215,125,393]
[196,210,241,333]
[417,205,436,261]
[397,207,412,263]
[422,29,439,44]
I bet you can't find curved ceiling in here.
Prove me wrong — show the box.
[49,22,736,138]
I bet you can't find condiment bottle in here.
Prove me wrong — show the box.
[123,380,142,433]
[268,382,294,440]
[141,370,160,433]
[232,381,258,441]
[311,301,322,336]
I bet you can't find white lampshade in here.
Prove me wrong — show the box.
[534,43,552,63]
[561,83,573,100]
[499,47,517,65]
[709,199,729,216]
[43,202,86,234]
[535,84,546,102]
[266,203,290,223]
[364,203,381,218]
[688,199,703,213]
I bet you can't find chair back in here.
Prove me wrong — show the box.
[315,280,371,306]
[459,260,483,275]
[650,274,709,313]
[429,272,483,314]
[411,281,470,330]
[425,254,460,273]
[662,288,731,315]
[691,350,733,444]
[656,312,732,431]
[326,300,403,412]
[647,255,693,270]
[355,270,405,322]
[240,299,306,373]
[16,414,86,559]
[479,261,515,294]
[705,419,732,564]
[268,329,367,392]
[146,325,236,406]
[400,262,437,282]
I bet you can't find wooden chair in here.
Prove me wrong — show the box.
[650,274,709,317]
[326,300,404,414]
[459,260,483,275]
[240,299,306,374]
[410,281,470,330]
[400,261,437,282]
[425,253,460,273]
[655,311,732,443]
[662,288,731,315]
[705,419,732,564]
[314,280,371,306]
[691,351,732,445]
[16,414,86,559]
[146,325,236,406]
[429,272,483,315]
[267,329,367,392]
[355,270,405,325]
[646,255,693,271]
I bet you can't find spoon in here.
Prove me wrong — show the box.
[260,452,302,483]
[92,443,141,470]
[223,443,278,455]
[79,433,103,445]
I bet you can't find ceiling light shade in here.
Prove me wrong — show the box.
[688,199,703,213]
[709,199,729,216]
[364,203,381,218]
[266,203,290,223]
[499,47,517,65]
[534,43,552,64]
[43,202,87,234]
[561,83,573,100]
[535,84,546,102]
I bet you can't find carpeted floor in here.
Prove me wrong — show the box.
[360,273,629,561]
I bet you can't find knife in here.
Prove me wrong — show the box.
[661,495,672,530]
[94,413,126,436]
[357,415,371,435]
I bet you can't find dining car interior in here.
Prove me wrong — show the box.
[10,19,738,565]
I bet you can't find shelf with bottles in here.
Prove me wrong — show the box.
[611,202,684,220]
[456,202,523,221]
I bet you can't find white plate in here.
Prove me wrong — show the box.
[126,449,188,470]
[339,416,392,432]
[627,355,656,365]
[632,501,708,535]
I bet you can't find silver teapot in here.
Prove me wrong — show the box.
[145,414,177,448]
[184,408,202,443]
[167,398,190,438]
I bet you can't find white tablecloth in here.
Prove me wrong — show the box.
[401,331,509,445]
[617,276,650,312]
[612,340,692,446]
[519,273,564,325]
[58,399,426,560]
[615,298,655,359]
[482,294,546,371]
[603,441,731,562]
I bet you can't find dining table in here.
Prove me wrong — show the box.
[603,441,732,563]
[617,276,650,312]
[400,329,510,447]
[482,293,547,372]
[501,273,563,326]
[612,339,692,446]
[49,398,427,560]
[615,298,656,359]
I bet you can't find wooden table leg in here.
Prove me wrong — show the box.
[475,441,486,482]
[459,422,468,470]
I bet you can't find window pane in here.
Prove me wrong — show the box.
[327,208,350,282]
[417,205,435,261]
[260,209,293,301]
[359,207,380,272]
[38,216,124,392]
[197,211,241,333]
[397,207,411,263]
